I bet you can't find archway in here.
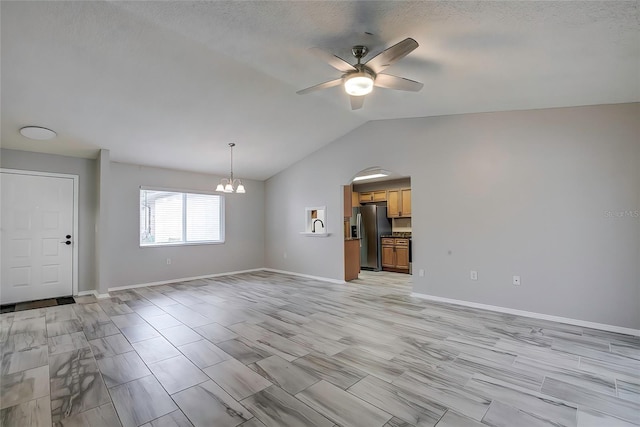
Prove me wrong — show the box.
[343,167,413,282]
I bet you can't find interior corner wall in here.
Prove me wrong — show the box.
[264,103,640,330]
[108,162,265,288]
[0,148,97,292]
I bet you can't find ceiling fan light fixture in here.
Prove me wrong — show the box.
[344,72,374,96]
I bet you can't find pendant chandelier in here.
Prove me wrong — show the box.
[216,143,245,194]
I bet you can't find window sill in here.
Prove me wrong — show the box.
[140,240,225,248]
[299,232,330,237]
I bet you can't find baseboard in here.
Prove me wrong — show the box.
[107,268,265,292]
[262,268,346,285]
[411,292,640,337]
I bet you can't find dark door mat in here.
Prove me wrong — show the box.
[0,296,76,313]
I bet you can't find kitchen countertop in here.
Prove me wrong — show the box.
[381,233,412,238]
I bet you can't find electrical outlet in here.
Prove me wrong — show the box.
[419,269,425,277]
[470,270,478,280]
[513,275,521,285]
[166,258,171,265]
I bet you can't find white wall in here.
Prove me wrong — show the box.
[108,162,265,288]
[1,149,97,292]
[265,103,640,329]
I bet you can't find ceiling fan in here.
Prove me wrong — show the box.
[297,38,423,110]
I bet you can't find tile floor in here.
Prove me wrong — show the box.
[0,271,639,427]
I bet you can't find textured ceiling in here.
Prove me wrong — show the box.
[1,1,638,180]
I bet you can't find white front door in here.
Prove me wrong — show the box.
[1,171,75,304]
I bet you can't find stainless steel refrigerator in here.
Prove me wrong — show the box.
[351,205,392,271]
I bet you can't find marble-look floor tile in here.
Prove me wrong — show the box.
[513,355,617,396]
[203,358,272,400]
[132,336,180,364]
[132,305,166,319]
[253,355,319,395]
[143,313,182,330]
[54,402,121,427]
[541,377,640,424]
[48,331,89,355]
[47,319,84,337]
[293,352,368,390]
[162,304,213,328]
[1,341,48,375]
[161,325,203,347]
[110,313,147,329]
[241,384,333,427]
[0,396,51,427]
[194,322,238,343]
[49,347,111,422]
[216,338,273,365]
[228,322,309,362]
[139,409,193,427]
[384,416,416,427]
[8,317,46,335]
[296,380,392,427]
[0,365,50,409]
[81,320,120,340]
[333,347,405,383]
[616,379,640,402]
[1,330,47,352]
[149,355,208,394]
[348,375,446,427]
[177,339,230,368]
[120,323,161,343]
[393,371,491,422]
[110,375,177,427]
[481,400,555,427]
[576,407,639,427]
[172,380,253,427]
[46,306,78,323]
[289,333,349,356]
[464,373,574,425]
[89,333,134,359]
[239,418,267,427]
[98,300,135,317]
[435,410,484,427]
[97,351,152,387]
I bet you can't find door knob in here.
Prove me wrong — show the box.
[66,235,71,239]
[61,241,71,245]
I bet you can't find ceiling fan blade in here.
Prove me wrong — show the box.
[364,38,419,73]
[309,47,356,73]
[350,95,365,110]
[296,78,343,95]
[374,74,423,92]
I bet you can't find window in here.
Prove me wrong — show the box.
[140,188,224,246]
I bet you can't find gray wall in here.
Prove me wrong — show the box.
[108,162,265,287]
[1,149,97,292]
[265,103,640,329]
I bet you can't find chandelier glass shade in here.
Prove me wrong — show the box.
[216,143,245,194]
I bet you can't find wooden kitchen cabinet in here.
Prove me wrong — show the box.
[359,191,386,204]
[344,239,360,281]
[387,188,411,218]
[343,185,353,218]
[381,238,410,273]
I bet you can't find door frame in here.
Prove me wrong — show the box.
[1,168,80,298]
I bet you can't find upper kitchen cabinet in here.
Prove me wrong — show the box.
[387,188,411,218]
[359,190,386,204]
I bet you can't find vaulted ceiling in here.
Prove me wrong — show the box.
[2,1,638,180]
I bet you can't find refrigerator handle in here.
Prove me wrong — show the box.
[356,213,362,247]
